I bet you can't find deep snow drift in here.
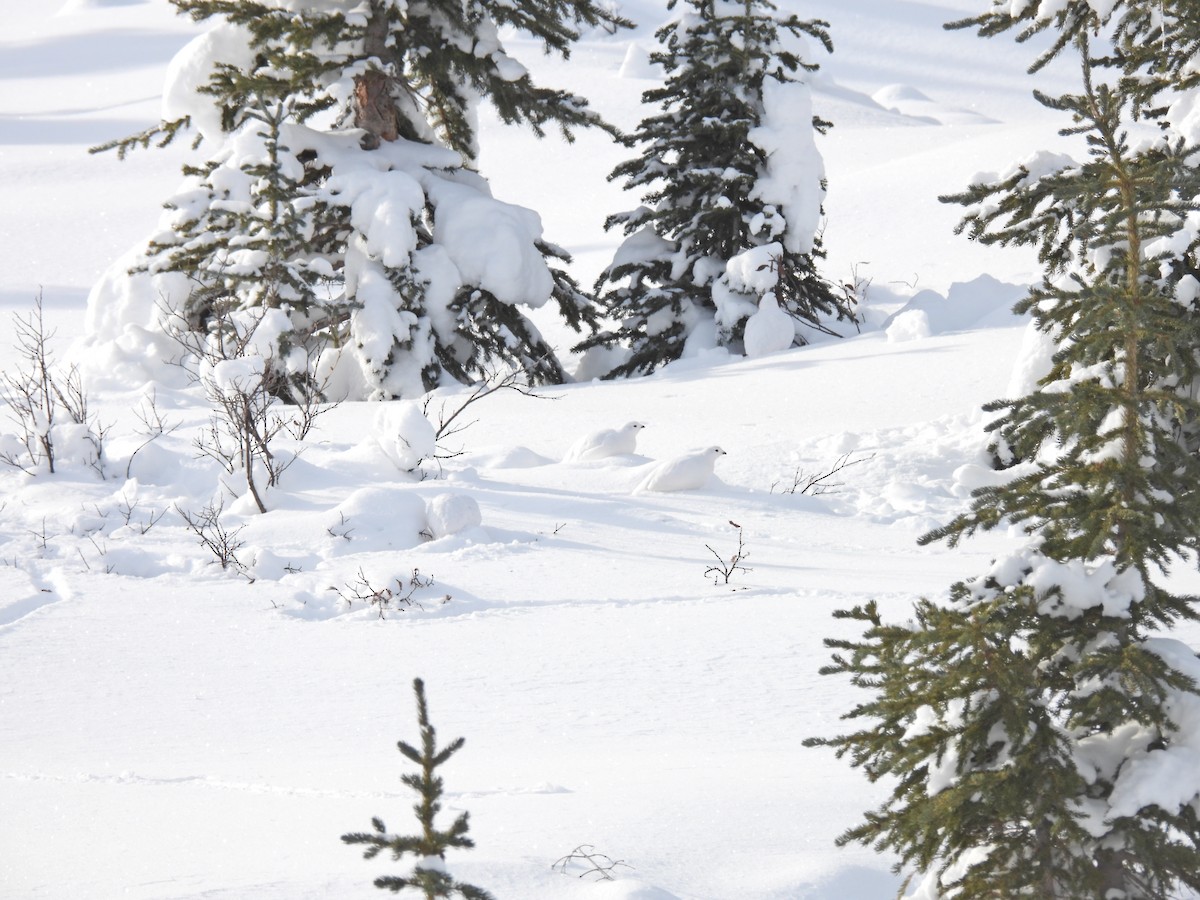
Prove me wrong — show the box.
[5,2,1197,899]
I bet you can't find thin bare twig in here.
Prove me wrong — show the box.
[176,499,253,579]
[773,452,876,496]
[1,291,104,475]
[423,363,555,458]
[552,845,633,882]
[332,568,448,618]
[705,520,752,585]
[125,389,179,479]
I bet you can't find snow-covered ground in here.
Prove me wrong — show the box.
[4,2,1188,899]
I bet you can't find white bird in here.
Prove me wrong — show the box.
[636,446,727,492]
[564,421,646,462]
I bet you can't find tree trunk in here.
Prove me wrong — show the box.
[1095,847,1129,898]
[354,1,399,148]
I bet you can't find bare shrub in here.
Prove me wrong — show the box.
[332,567,449,618]
[124,389,179,479]
[705,520,752,585]
[0,292,106,475]
[116,487,167,535]
[839,261,873,311]
[552,845,633,881]
[164,302,334,512]
[176,498,252,578]
[772,451,875,496]
[423,362,553,461]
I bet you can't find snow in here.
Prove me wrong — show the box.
[610,224,673,270]
[618,42,661,80]
[742,293,794,357]
[749,77,825,255]
[374,401,438,471]
[425,175,555,309]
[162,24,257,143]
[426,492,484,539]
[203,354,266,394]
[881,275,1028,336]
[872,84,998,127]
[724,242,782,295]
[3,1,1199,899]
[1025,555,1146,619]
[337,168,426,268]
[1069,638,1200,834]
[886,309,932,343]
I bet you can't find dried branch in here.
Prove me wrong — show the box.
[774,452,876,496]
[423,363,555,457]
[704,520,752,585]
[552,845,633,882]
[176,499,252,578]
[1,291,104,475]
[332,567,448,618]
[125,388,180,479]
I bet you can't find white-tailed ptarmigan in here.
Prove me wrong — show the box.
[636,446,726,492]
[564,421,646,462]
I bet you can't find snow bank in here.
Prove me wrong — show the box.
[881,275,1027,336]
[328,486,428,551]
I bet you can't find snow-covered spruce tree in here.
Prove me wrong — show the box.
[342,678,492,899]
[90,0,628,401]
[805,4,1200,898]
[578,0,853,378]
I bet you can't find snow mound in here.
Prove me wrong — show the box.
[374,401,437,472]
[881,275,1027,336]
[872,84,999,126]
[810,78,935,129]
[743,294,795,356]
[886,309,932,343]
[328,487,428,551]
[618,42,660,79]
[57,0,146,12]
[427,492,483,539]
[0,567,60,628]
[586,879,682,899]
[471,446,555,468]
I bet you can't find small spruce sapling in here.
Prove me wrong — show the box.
[342,679,493,899]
